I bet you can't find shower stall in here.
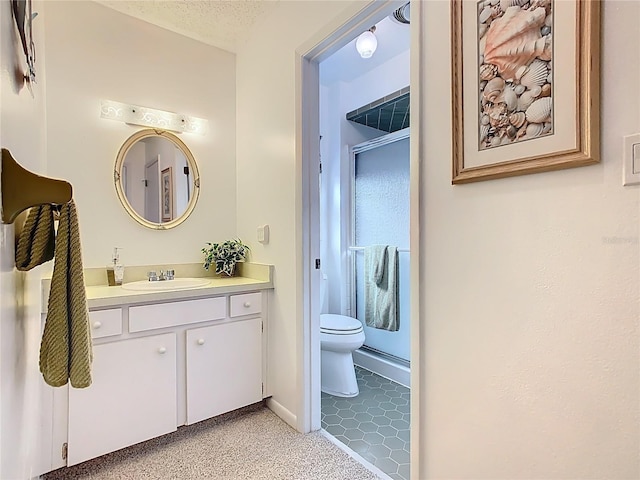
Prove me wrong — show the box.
[349,129,410,386]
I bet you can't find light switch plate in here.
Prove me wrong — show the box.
[623,133,640,186]
[633,144,640,174]
[257,224,269,244]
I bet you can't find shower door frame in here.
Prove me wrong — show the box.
[348,128,411,322]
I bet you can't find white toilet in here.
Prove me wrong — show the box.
[320,274,365,397]
[321,314,365,397]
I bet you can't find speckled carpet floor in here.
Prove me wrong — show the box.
[43,403,382,480]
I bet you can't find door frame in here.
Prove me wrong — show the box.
[295,6,422,477]
[144,156,161,223]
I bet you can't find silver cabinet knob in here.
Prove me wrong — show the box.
[197,339,205,345]
[93,321,102,329]
[158,347,167,354]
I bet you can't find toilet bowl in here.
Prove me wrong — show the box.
[320,313,365,397]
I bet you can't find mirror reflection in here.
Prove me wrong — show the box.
[114,129,200,229]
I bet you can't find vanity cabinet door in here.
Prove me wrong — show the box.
[67,333,177,466]
[186,318,262,424]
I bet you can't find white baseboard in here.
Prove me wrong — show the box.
[266,398,297,430]
[353,349,411,388]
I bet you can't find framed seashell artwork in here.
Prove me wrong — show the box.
[451,0,600,184]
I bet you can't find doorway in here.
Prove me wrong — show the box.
[144,156,160,223]
[320,129,411,479]
[299,2,414,479]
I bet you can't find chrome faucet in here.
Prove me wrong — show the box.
[148,269,175,281]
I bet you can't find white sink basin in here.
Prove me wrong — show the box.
[121,277,211,292]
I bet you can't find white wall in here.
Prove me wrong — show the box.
[43,1,237,268]
[419,1,640,478]
[236,0,364,425]
[239,0,639,477]
[0,1,52,477]
[320,82,381,315]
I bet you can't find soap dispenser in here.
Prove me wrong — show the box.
[107,247,124,286]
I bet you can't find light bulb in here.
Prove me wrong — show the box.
[356,29,377,59]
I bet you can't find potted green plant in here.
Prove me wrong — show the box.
[202,239,250,276]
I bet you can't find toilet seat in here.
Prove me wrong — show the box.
[320,314,363,335]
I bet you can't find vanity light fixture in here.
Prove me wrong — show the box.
[356,26,377,59]
[100,100,209,135]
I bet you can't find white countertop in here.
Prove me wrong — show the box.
[41,262,274,312]
[84,276,272,309]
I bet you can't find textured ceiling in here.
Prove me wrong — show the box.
[96,0,280,53]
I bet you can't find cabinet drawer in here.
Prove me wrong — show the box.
[230,292,261,317]
[89,309,122,339]
[129,297,226,333]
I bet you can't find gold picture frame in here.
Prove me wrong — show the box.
[161,166,173,222]
[451,0,600,184]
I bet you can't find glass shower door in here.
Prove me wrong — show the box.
[352,134,410,362]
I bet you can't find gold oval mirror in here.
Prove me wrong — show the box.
[114,129,200,229]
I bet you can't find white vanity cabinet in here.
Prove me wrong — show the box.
[186,317,262,424]
[45,286,270,472]
[67,333,178,466]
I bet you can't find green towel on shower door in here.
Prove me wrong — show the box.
[364,245,398,331]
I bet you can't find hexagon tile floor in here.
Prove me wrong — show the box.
[321,366,410,480]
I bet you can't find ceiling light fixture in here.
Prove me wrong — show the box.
[356,26,377,59]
